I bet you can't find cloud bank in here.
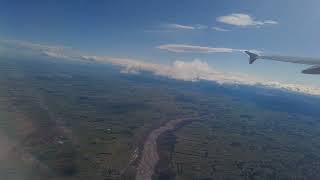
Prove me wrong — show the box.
[217,13,278,27]
[80,55,320,96]
[1,39,319,96]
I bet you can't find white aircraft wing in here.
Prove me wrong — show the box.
[245,51,320,74]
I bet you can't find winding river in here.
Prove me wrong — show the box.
[135,117,195,180]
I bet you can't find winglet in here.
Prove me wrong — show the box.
[245,51,259,64]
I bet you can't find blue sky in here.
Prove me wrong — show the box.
[1,0,320,87]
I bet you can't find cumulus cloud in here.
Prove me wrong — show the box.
[157,44,243,53]
[1,39,319,96]
[159,59,214,81]
[217,13,278,27]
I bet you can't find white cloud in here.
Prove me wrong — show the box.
[1,39,80,60]
[41,51,70,59]
[81,55,251,83]
[147,23,209,32]
[212,27,230,32]
[157,44,242,53]
[163,59,214,81]
[264,20,279,25]
[194,24,208,30]
[165,23,195,30]
[1,39,319,96]
[1,39,65,52]
[81,55,320,96]
[217,13,278,27]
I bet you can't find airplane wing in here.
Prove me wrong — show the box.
[245,51,320,74]
[302,65,320,74]
[245,51,259,64]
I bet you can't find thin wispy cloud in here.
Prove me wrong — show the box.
[212,27,230,32]
[1,39,79,60]
[1,39,319,96]
[164,23,196,30]
[147,23,208,32]
[157,44,243,53]
[217,13,279,27]
[164,23,208,30]
[194,24,208,30]
[1,39,67,52]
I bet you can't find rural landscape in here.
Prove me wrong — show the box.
[2,1,320,180]
[0,57,320,180]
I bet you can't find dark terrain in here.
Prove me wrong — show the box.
[0,56,320,180]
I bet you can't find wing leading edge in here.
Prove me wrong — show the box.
[245,51,320,74]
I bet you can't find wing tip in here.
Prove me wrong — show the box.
[245,51,259,64]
